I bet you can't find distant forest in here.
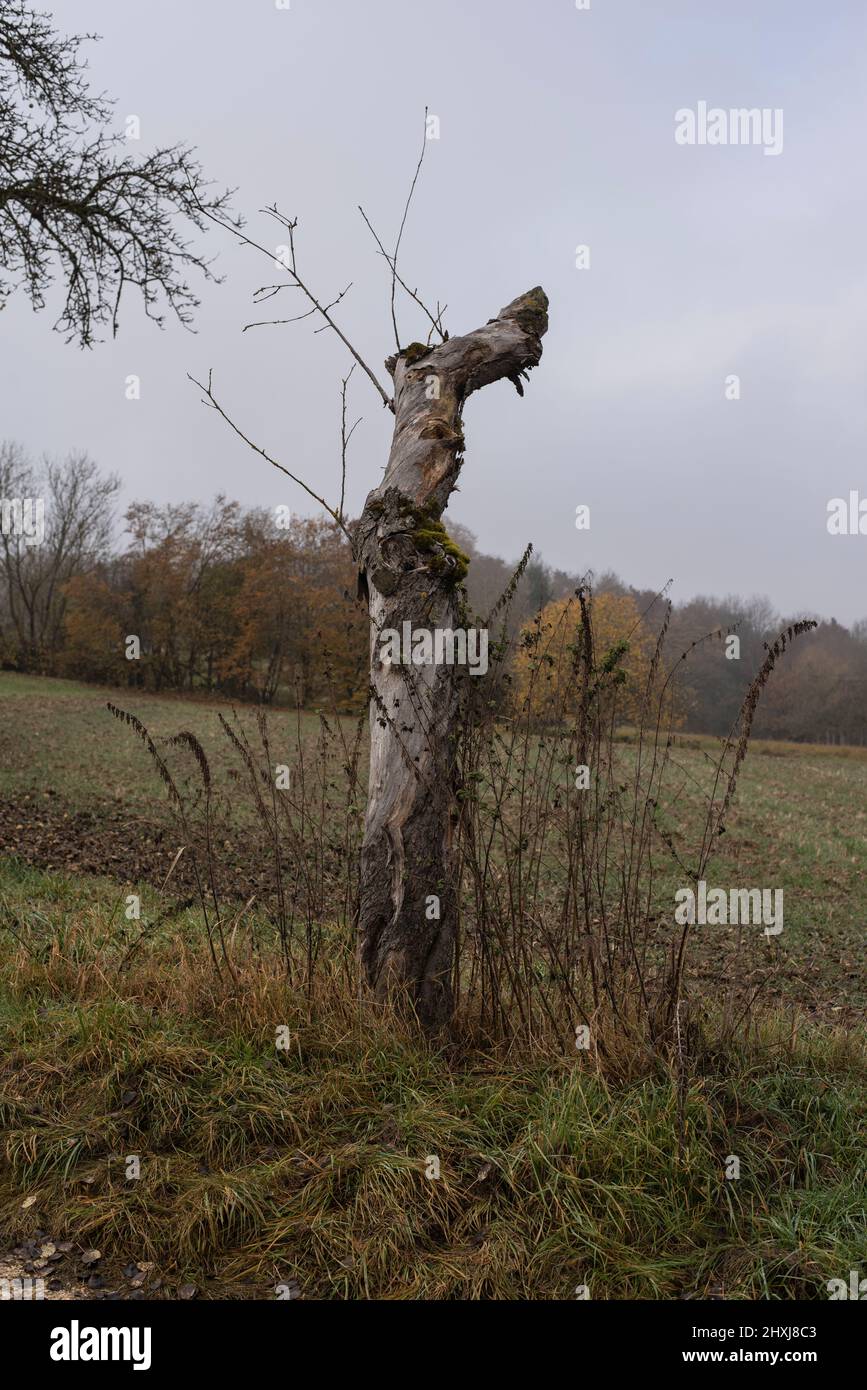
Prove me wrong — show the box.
[2,445,866,745]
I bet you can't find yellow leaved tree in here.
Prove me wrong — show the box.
[513,590,658,727]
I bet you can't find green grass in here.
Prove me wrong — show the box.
[643,734,867,1016]
[0,669,864,1017]
[0,669,338,816]
[1,672,865,1298]
[0,672,97,699]
[0,862,864,1301]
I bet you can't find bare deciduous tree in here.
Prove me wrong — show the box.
[0,442,119,666]
[0,0,237,345]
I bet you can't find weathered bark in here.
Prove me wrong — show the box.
[354,287,549,1030]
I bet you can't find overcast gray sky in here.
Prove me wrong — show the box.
[4,0,867,622]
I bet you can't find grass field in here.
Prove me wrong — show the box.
[0,671,331,815]
[1,859,864,1300]
[1,670,863,1017]
[0,670,864,1299]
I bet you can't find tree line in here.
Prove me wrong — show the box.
[1,444,865,743]
[0,443,366,709]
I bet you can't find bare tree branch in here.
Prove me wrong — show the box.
[339,363,361,526]
[389,106,431,350]
[185,189,394,412]
[0,2,238,345]
[357,203,447,345]
[187,369,353,543]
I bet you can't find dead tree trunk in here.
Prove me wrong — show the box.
[354,287,549,1030]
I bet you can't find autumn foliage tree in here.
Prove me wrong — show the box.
[513,591,658,727]
[58,493,366,706]
[223,514,366,708]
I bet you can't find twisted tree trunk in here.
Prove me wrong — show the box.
[354,287,549,1031]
